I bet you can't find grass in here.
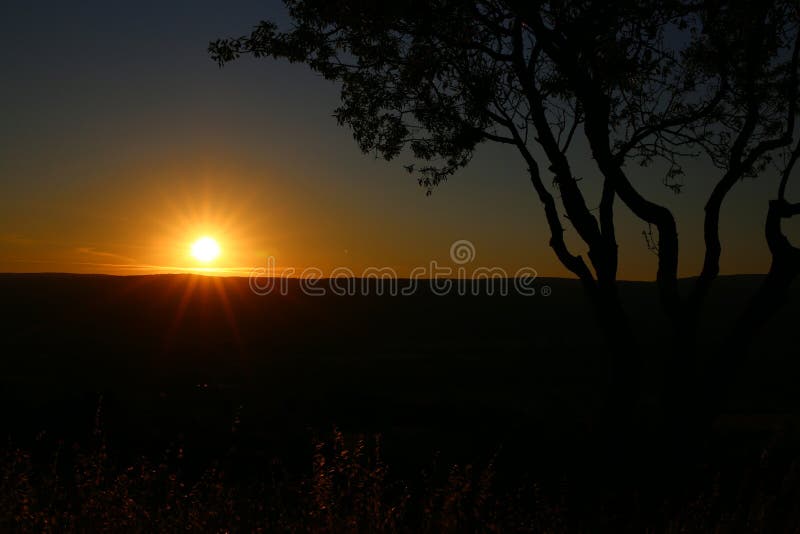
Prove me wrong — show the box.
[3,403,800,533]
[1,429,534,532]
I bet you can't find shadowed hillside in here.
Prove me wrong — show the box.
[1,274,798,460]
[1,274,800,530]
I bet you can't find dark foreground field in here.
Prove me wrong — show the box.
[1,273,799,531]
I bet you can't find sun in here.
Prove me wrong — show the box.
[191,236,221,262]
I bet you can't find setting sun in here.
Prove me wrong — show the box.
[191,236,221,262]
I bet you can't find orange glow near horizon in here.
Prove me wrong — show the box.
[0,168,775,280]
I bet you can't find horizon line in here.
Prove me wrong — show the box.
[0,271,771,283]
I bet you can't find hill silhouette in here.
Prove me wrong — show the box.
[3,273,800,530]
[1,273,798,466]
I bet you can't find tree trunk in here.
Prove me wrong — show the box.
[702,200,800,416]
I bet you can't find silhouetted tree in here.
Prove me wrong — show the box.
[210,0,800,418]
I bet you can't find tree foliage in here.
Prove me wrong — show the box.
[211,0,800,412]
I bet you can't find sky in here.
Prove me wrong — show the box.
[0,0,793,280]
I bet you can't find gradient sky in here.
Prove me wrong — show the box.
[0,1,794,280]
